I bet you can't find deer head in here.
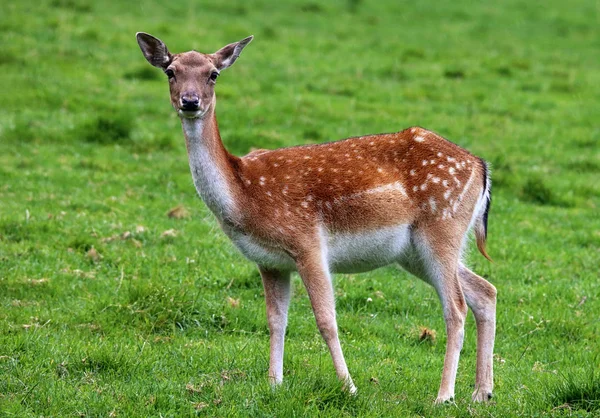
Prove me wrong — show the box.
[136,32,253,119]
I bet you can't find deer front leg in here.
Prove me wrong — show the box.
[295,251,356,394]
[259,267,291,385]
[459,264,496,402]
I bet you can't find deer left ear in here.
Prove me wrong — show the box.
[136,32,172,69]
[212,36,253,71]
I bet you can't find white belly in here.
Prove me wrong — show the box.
[227,224,411,274]
[326,225,411,273]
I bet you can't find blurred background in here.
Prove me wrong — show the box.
[0,0,598,415]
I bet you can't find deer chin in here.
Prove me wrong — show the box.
[178,108,208,119]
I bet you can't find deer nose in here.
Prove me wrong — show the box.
[181,95,200,111]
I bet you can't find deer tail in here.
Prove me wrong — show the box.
[474,158,493,262]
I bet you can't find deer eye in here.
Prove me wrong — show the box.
[210,71,219,82]
[165,69,175,79]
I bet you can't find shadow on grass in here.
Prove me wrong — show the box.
[303,377,366,414]
[546,371,600,413]
[80,112,134,145]
[123,66,162,81]
[519,176,574,208]
[95,284,231,335]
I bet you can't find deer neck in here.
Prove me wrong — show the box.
[180,111,240,224]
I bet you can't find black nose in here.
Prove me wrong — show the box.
[181,95,200,111]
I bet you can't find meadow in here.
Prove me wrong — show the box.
[0,0,599,416]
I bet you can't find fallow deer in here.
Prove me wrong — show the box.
[136,32,496,403]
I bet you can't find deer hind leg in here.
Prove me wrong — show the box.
[259,267,292,385]
[458,263,496,402]
[295,250,356,394]
[407,231,468,404]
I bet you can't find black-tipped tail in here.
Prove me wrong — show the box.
[475,159,493,262]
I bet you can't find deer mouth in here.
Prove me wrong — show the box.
[178,108,206,119]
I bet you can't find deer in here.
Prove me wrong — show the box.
[136,32,496,404]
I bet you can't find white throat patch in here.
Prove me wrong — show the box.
[182,118,235,220]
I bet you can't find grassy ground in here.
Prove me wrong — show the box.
[1,0,599,416]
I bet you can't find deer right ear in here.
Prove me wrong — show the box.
[136,32,172,69]
[212,36,254,71]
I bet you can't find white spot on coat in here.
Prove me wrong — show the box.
[429,197,437,213]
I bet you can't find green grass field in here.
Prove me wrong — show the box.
[1,0,599,416]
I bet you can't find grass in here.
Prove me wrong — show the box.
[1,0,599,416]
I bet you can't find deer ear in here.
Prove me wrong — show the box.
[136,32,172,69]
[212,36,253,71]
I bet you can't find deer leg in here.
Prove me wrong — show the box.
[259,267,291,385]
[295,251,356,394]
[458,263,496,402]
[433,268,468,404]
[410,234,467,404]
